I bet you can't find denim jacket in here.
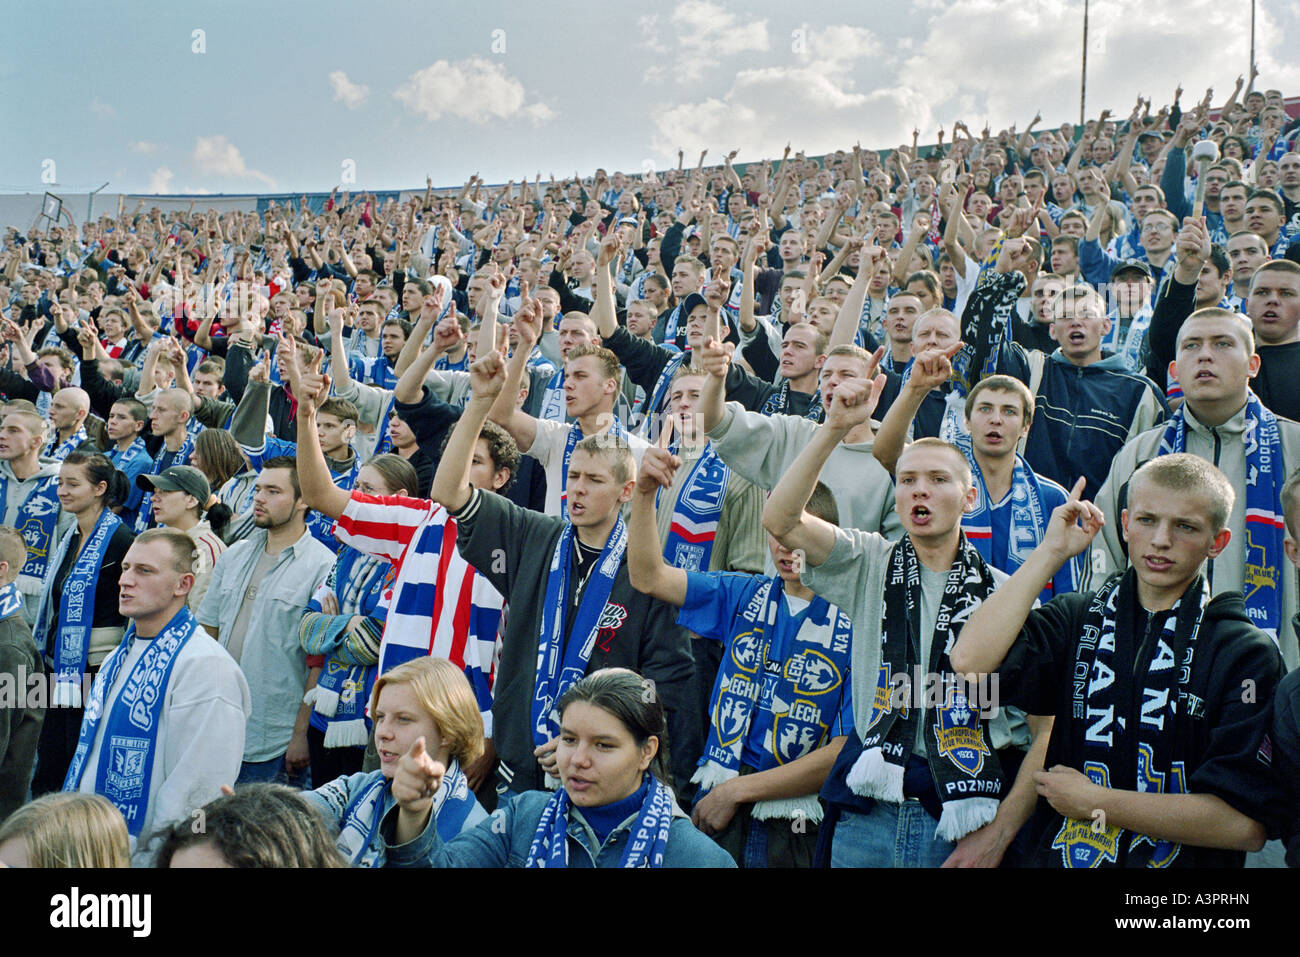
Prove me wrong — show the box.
[386,788,735,868]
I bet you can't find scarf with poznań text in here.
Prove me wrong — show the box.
[847,533,1006,841]
[525,772,673,868]
[693,576,852,822]
[63,606,198,836]
[1050,571,1209,868]
[1157,392,1284,640]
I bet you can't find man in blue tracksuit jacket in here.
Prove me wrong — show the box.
[959,262,1168,498]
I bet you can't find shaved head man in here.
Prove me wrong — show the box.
[45,387,92,461]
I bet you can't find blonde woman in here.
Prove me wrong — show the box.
[302,657,488,867]
[0,793,130,867]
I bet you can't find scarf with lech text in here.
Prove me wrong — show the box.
[693,576,852,822]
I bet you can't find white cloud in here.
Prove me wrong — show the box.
[642,0,770,83]
[90,97,115,117]
[148,167,174,193]
[393,57,554,124]
[650,24,909,159]
[329,70,370,109]
[191,135,275,186]
[129,141,159,154]
[900,0,1300,132]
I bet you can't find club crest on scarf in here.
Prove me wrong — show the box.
[105,737,150,803]
[933,692,991,777]
[1051,761,1123,868]
[867,663,910,733]
[1129,743,1186,868]
[771,699,828,764]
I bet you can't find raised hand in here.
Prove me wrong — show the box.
[391,737,445,814]
[637,414,680,494]
[1042,477,1104,559]
[697,337,733,380]
[467,350,508,401]
[906,341,964,393]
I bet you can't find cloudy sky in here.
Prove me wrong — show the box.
[6,0,1299,196]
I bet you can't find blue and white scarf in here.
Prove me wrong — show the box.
[35,509,122,707]
[639,352,687,438]
[532,516,627,750]
[335,762,477,867]
[435,351,470,372]
[0,581,23,619]
[0,469,61,581]
[1158,393,1285,639]
[525,772,674,868]
[134,431,196,533]
[63,606,198,836]
[300,545,391,747]
[559,419,626,520]
[693,577,851,821]
[106,436,150,475]
[540,370,566,422]
[44,425,88,462]
[661,442,730,573]
[1051,572,1209,868]
[954,433,1061,589]
[662,302,685,345]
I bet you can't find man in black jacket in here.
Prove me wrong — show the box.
[954,454,1286,867]
[431,350,700,798]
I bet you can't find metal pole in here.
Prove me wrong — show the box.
[87,181,109,223]
[1080,0,1089,126]
[1250,0,1256,92]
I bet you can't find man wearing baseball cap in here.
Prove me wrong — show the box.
[138,466,228,610]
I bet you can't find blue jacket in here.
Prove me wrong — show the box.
[399,788,736,868]
[993,345,1168,497]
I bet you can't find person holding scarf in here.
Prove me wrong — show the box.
[763,373,1049,868]
[298,454,415,783]
[63,527,250,867]
[432,350,699,798]
[953,455,1286,867]
[302,656,488,867]
[30,452,135,796]
[1093,308,1300,668]
[875,367,1081,603]
[286,337,512,787]
[629,422,851,867]
[392,668,733,868]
